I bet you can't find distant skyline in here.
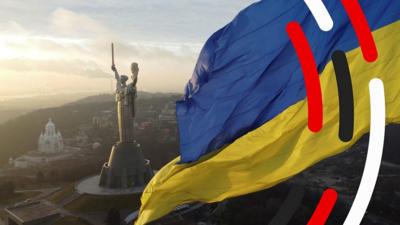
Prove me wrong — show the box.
[0,0,256,100]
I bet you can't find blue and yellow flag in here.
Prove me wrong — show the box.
[136,0,400,224]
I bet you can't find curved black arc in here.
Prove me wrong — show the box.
[332,50,354,142]
[267,185,305,225]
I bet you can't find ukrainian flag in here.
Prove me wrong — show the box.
[136,0,400,224]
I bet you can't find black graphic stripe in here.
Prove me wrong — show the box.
[332,50,354,142]
[268,186,305,225]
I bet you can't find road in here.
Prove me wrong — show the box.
[15,187,61,202]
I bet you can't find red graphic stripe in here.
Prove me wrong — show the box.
[286,22,323,132]
[307,188,338,225]
[341,0,378,62]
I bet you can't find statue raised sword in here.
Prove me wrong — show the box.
[111,42,139,142]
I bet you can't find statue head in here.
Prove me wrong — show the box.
[131,62,139,77]
[120,75,129,85]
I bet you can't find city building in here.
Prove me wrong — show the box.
[92,110,115,129]
[158,102,177,130]
[157,102,178,142]
[38,119,64,154]
[11,155,47,169]
[11,148,79,169]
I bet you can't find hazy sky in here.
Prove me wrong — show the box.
[0,0,256,99]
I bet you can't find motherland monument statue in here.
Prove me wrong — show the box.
[99,43,153,189]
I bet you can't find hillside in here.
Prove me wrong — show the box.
[0,92,181,166]
[0,93,100,124]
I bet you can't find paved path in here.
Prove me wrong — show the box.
[15,187,61,202]
[48,189,102,225]
[58,192,81,207]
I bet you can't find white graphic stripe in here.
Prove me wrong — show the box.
[304,0,334,31]
[343,78,386,225]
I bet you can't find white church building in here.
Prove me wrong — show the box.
[38,118,64,153]
[10,118,85,169]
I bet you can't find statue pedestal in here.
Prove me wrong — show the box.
[99,141,153,189]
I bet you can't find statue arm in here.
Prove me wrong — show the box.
[115,71,120,80]
[112,65,120,80]
[112,65,122,89]
[132,74,138,87]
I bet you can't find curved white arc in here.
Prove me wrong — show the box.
[343,78,386,225]
[304,0,334,31]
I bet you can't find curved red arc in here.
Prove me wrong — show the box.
[286,22,323,133]
[341,0,378,62]
[307,188,338,225]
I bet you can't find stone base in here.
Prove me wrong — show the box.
[77,175,144,195]
[99,141,153,189]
